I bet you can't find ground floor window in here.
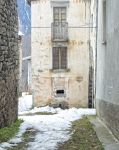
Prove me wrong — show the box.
[52,47,67,70]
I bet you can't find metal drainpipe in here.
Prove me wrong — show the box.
[94,0,99,108]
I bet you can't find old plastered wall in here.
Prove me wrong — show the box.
[0,0,19,127]
[31,0,90,107]
[96,0,119,139]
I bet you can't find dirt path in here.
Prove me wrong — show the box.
[8,129,37,150]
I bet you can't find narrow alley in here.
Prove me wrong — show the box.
[1,0,119,150]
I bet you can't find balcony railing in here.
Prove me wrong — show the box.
[51,22,68,42]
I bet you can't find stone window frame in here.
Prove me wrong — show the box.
[50,0,69,8]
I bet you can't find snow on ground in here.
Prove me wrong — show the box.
[19,105,63,115]
[18,93,33,112]
[0,95,96,150]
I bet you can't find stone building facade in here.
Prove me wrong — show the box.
[31,0,91,108]
[96,0,119,139]
[0,0,19,127]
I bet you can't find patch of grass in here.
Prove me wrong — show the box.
[58,116,104,150]
[8,128,37,150]
[87,115,97,120]
[0,119,23,143]
[19,112,56,116]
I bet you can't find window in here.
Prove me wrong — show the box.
[53,47,67,70]
[56,90,64,94]
[52,7,68,41]
[56,90,65,97]
[53,7,66,23]
[102,0,106,43]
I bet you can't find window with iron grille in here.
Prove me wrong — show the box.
[52,47,67,70]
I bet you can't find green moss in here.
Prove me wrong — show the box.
[0,119,23,143]
[58,117,104,150]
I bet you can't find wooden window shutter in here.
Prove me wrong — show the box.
[53,47,59,69]
[53,47,67,70]
[61,47,67,69]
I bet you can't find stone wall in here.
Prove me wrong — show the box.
[96,0,119,139]
[0,0,19,127]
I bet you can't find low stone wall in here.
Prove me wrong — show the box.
[0,0,19,127]
[96,99,119,140]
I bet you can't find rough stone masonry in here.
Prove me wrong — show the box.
[0,0,19,127]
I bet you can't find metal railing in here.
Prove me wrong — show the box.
[51,22,68,42]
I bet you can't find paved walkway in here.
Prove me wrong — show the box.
[89,116,119,150]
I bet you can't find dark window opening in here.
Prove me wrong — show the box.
[56,90,64,94]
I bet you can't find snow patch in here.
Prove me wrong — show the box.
[0,95,96,150]
[18,94,33,112]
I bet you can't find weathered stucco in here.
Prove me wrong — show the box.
[0,0,19,127]
[31,0,91,108]
[96,0,119,140]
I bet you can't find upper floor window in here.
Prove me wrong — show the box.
[53,7,66,23]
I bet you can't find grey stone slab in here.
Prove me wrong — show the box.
[89,117,119,150]
[105,143,119,150]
